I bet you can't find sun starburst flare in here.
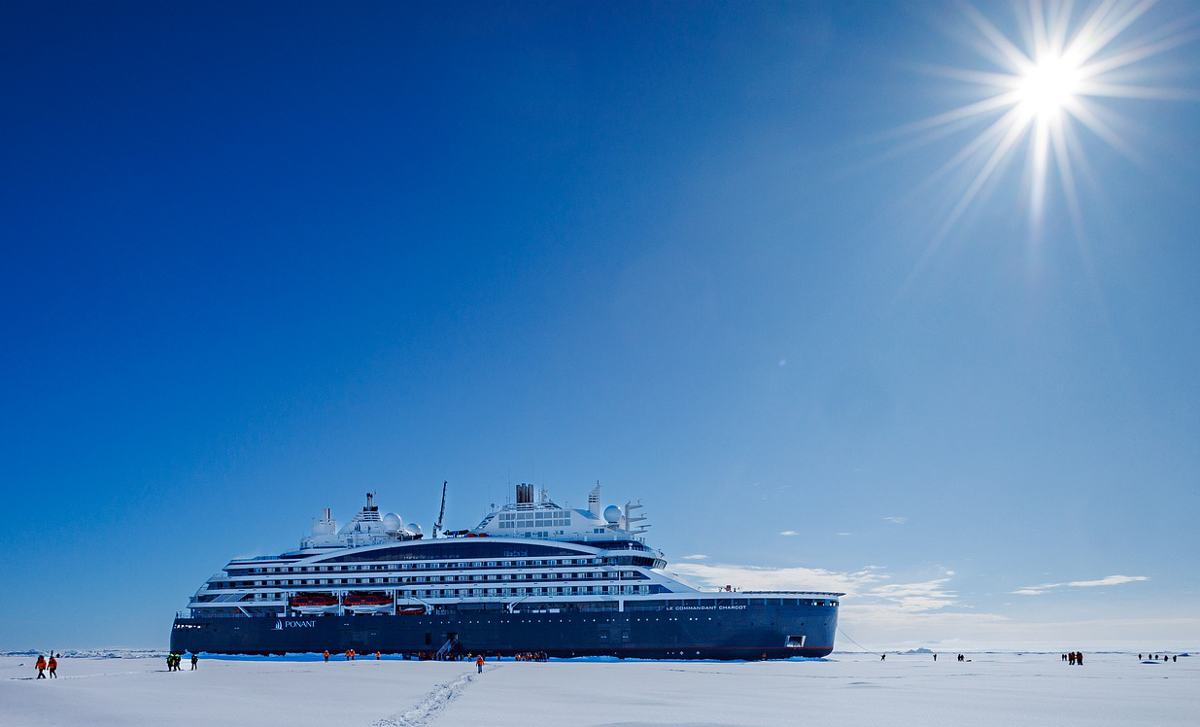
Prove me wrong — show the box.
[903,0,1197,241]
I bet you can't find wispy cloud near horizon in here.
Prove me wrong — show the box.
[672,561,958,614]
[1013,575,1149,596]
[883,516,908,524]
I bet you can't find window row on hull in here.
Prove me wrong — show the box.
[188,593,838,619]
[198,570,651,595]
[229,556,607,575]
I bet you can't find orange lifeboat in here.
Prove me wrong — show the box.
[291,593,339,614]
[344,591,394,614]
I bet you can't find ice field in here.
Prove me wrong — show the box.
[2,651,1195,727]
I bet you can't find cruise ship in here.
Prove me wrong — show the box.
[170,484,841,659]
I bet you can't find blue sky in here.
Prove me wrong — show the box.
[2,0,1197,651]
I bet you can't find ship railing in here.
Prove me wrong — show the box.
[739,590,845,596]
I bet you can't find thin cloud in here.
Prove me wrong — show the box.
[680,554,709,560]
[1014,574,1149,596]
[869,579,957,612]
[779,530,798,536]
[672,562,959,613]
[669,565,1180,650]
[883,516,908,524]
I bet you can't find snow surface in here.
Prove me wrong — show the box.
[2,652,1195,726]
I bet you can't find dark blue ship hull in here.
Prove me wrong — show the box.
[171,600,838,660]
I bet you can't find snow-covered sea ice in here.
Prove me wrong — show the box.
[2,652,1195,726]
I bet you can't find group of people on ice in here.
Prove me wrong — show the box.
[34,654,58,679]
[321,649,386,661]
[1062,652,1084,665]
[167,652,198,671]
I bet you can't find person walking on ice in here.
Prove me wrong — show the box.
[48,655,58,678]
[35,655,46,679]
[476,655,485,674]
[191,653,198,670]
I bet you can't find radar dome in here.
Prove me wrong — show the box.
[603,505,622,524]
[382,513,402,534]
[406,523,423,535]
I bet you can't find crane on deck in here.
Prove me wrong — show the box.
[433,481,447,539]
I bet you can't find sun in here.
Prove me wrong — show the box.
[898,0,1194,240]
[1016,54,1081,120]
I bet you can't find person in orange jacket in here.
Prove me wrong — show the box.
[48,655,58,678]
[323,650,330,662]
[376,651,381,660]
[476,654,485,674]
[35,655,47,679]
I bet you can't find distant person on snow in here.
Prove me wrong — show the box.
[48,655,58,678]
[476,655,485,674]
[191,653,198,670]
[36,655,46,679]
[324,650,330,662]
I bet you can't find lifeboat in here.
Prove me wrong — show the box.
[343,591,394,614]
[290,593,339,615]
[397,606,425,616]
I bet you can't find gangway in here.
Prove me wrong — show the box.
[435,635,458,659]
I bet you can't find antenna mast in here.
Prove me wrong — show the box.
[433,481,447,539]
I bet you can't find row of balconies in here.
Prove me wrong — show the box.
[230,557,605,575]
[192,583,657,606]
[207,570,647,591]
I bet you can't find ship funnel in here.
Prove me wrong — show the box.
[516,483,534,504]
[311,507,336,536]
[588,482,601,517]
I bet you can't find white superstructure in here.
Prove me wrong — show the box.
[183,484,838,620]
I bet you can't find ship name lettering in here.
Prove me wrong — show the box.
[283,620,317,628]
